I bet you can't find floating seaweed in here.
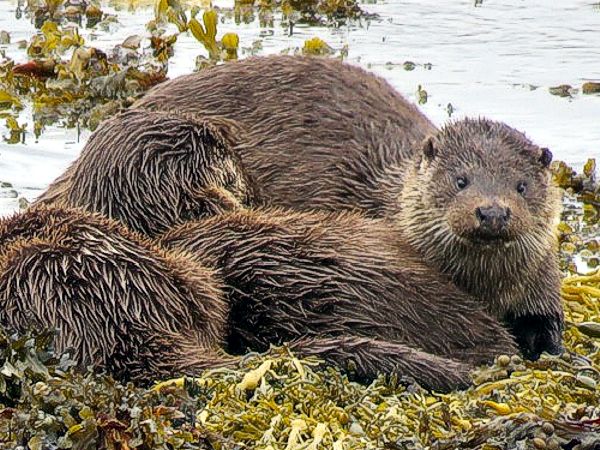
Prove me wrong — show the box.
[549,84,575,98]
[302,36,333,56]
[0,2,174,138]
[1,0,366,141]
[281,0,364,27]
[582,82,600,95]
[553,159,600,271]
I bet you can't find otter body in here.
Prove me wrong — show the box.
[0,207,516,392]
[0,206,235,382]
[135,56,564,359]
[134,55,435,213]
[35,109,260,237]
[161,207,518,391]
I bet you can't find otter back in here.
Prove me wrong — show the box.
[134,55,436,216]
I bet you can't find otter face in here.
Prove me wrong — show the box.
[418,118,555,247]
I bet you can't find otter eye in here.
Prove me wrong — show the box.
[456,176,469,190]
[517,181,527,195]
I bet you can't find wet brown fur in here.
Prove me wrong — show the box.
[134,55,435,213]
[0,205,238,382]
[136,56,564,359]
[0,206,517,391]
[35,109,260,237]
[160,207,518,391]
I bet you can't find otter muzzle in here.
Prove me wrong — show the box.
[475,206,511,236]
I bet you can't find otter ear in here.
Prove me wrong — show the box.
[422,137,436,160]
[539,147,552,168]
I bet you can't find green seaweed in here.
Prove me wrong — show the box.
[303,37,333,56]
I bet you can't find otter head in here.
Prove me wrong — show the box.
[50,110,261,237]
[407,118,558,255]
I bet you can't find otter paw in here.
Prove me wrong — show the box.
[507,313,564,360]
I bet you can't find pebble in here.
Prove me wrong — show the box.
[497,355,511,367]
[532,437,546,449]
[541,422,554,436]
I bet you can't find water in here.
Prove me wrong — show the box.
[1,0,599,216]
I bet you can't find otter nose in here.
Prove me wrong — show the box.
[476,206,511,231]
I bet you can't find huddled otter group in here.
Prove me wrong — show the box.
[0,55,564,391]
[133,56,564,360]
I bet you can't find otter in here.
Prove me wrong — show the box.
[398,119,563,360]
[134,55,564,360]
[35,109,260,237]
[160,207,518,391]
[0,206,517,391]
[0,206,235,382]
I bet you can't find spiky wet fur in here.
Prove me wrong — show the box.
[35,109,260,237]
[0,206,517,392]
[161,207,518,391]
[0,206,237,382]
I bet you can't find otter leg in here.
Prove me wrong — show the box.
[504,257,564,360]
[505,313,564,361]
[288,336,471,392]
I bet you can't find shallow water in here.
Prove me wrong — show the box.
[0,0,599,216]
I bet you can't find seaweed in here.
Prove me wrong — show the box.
[187,10,241,63]
[1,0,366,141]
[0,328,228,449]
[549,85,575,97]
[281,0,364,27]
[302,37,332,56]
[1,1,174,138]
[553,160,600,271]
[582,82,600,95]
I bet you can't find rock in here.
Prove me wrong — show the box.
[549,84,574,97]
